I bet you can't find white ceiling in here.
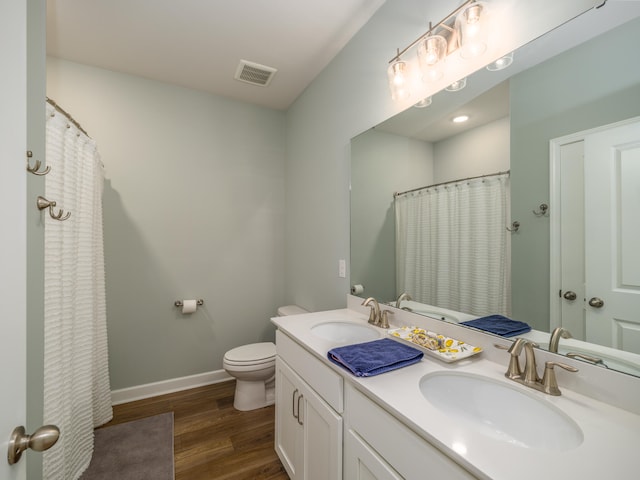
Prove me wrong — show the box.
[46,0,386,110]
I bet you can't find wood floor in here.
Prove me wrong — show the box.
[99,380,289,479]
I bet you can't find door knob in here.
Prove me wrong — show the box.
[588,297,605,308]
[563,291,577,301]
[7,425,60,465]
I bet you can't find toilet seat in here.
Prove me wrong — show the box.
[224,342,276,366]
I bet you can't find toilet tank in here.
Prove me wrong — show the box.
[277,305,308,316]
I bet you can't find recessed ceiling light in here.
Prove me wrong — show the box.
[452,115,469,123]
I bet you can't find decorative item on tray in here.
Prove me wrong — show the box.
[387,326,482,363]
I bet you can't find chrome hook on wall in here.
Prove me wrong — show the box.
[506,221,520,232]
[26,151,51,176]
[36,196,71,221]
[532,203,549,216]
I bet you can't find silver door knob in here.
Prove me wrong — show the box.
[563,291,577,301]
[7,425,60,465]
[588,297,605,308]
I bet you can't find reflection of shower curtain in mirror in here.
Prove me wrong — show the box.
[43,101,112,480]
[395,173,511,317]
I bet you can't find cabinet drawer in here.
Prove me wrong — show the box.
[276,330,343,413]
[346,385,477,480]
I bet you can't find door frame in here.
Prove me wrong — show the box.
[549,115,640,331]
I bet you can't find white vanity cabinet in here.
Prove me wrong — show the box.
[344,385,478,480]
[275,331,343,480]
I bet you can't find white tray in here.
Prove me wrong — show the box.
[387,326,482,363]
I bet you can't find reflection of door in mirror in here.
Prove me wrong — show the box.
[551,118,640,355]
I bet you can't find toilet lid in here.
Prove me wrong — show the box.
[225,342,276,364]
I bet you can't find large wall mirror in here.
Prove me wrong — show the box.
[350,3,640,377]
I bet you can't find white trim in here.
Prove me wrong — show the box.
[110,370,234,405]
[549,115,640,332]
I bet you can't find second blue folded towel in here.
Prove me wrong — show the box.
[460,314,531,337]
[327,338,423,377]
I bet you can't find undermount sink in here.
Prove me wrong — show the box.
[311,321,381,343]
[419,372,583,451]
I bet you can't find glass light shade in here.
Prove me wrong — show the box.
[445,77,467,92]
[486,52,514,71]
[456,2,488,59]
[417,35,447,83]
[414,96,433,108]
[387,60,411,101]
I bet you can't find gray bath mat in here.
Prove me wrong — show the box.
[80,412,174,480]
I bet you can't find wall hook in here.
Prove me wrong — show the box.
[26,151,51,176]
[532,203,549,216]
[506,221,520,232]
[36,196,71,221]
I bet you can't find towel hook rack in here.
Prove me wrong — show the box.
[26,151,51,176]
[532,203,549,216]
[506,221,520,232]
[36,196,71,221]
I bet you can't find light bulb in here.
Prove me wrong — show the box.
[417,35,446,83]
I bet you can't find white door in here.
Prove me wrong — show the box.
[0,0,28,479]
[584,120,640,353]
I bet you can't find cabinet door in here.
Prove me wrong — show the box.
[345,429,403,480]
[301,382,343,480]
[275,357,303,479]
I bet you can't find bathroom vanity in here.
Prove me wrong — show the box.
[272,302,640,480]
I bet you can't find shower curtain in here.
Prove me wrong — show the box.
[43,101,112,480]
[395,173,511,317]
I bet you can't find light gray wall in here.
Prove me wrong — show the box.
[510,17,640,332]
[350,129,433,302]
[284,0,459,312]
[434,116,510,182]
[47,58,286,389]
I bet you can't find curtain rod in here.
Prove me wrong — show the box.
[393,170,510,198]
[46,97,90,137]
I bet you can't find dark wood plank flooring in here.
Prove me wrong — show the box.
[98,380,289,480]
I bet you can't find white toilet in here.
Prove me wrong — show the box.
[223,305,308,411]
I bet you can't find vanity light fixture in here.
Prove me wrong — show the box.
[386,0,489,101]
[445,77,467,92]
[452,114,470,123]
[387,57,412,101]
[417,34,447,83]
[486,52,514,71]
[456,1,489,59]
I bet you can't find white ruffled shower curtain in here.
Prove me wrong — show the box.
[395,172,511,317]
[43,101,112,480]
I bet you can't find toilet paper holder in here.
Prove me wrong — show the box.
[174,299,204,307]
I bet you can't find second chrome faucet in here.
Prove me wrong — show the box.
[497,339,578,396]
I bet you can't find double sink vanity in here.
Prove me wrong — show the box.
[272,296,640,480]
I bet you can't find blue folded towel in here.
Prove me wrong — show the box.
[327,338,423,377]
[460,314,531,337]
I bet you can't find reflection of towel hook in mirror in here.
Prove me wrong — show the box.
[26,151,51,176]
[532,203,549,216]
[37,196,71,221]
[506,221,520,232]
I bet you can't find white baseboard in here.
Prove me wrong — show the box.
[111,369,234,405]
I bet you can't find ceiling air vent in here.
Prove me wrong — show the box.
[234,60,277,87]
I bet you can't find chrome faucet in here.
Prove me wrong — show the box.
[496,339,578,396]
[549,327,572,353]
[361,297,382,326]
[395,292,412,308]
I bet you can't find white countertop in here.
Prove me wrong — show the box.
[272,308,640,480]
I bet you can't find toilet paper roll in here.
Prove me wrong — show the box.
[182,299,198,314]
[350,284,364,295]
